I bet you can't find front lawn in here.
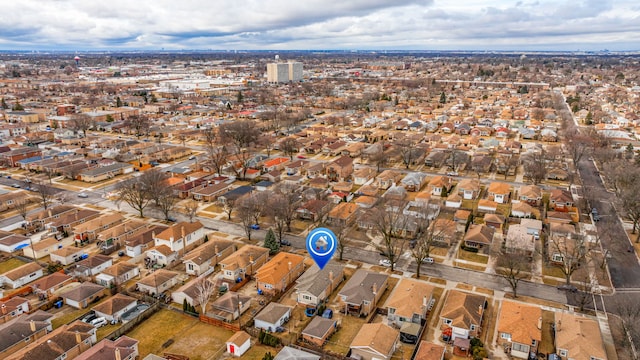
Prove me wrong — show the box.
[457,248,489,264]
[0,258,27,273]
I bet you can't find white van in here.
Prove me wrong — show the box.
[90,317,107,328]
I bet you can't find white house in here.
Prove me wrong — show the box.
[70,254,113,277]
[92,293,138,322]
[153,221,206,253]
[50,247,86,266]
[226,331,251,357]
[0,262,44,288]
[145,245,178,266]
[254,302,292,332]
[295,262,344,307]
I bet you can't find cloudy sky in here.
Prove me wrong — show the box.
[1,0,639,51]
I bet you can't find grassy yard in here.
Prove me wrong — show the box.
[0,258,27,273]
[457,248,489,264]
[454,262,486,272]
[542,264,566,279]
[324,315,367,354]
[51,307,91,329]
[127,308,233,360]
[239,343,279,359]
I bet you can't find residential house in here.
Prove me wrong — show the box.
[326,155,353,182]
[353,167,376,186]
[375,170,403,190]
[153,221,206,254]
[49,247,85,265]
[463,224,495,249]
[338,269,388,317]
[273,346,320,360]
[255,252,305,295]
[429,218,458,247]
[95,262,140,288]
[349,323,400,360]
[263,157,290,173]
[135,269,180,296]
[428,176,454,197]
[226,331,251,357]
[190,181,232,203]
[60,282,107,309]
[496,301,542,359]
[440,290,487,341]
[219,245,269,281]
[454,210,472,233]
[401,172,428,192]
[0,297,30,324]
[254,302,292,331]
[302,317,337,346]
[145,245,178,267]
[477,199,498,213]
[22,237,60,259]
[72,213,124,243]
[414,341,446,360]
[385,278,435,328]
[519,185,542,206]
[69,254,113,277]
[46,208,101,235]
[92,293,138,322]
[511,201,535,218]
[124,225,167,257]
[26,204,77,231]
[296,199,332,222]
[74,336,139,360]
[549,189,574,212]
[0,262,44,288]
[172,278,214,309]
[326,202,358,227]
[0,312,54,357]
[554,312,607,360]
[520,219,543,239]
[0,191,31,213]
[547,234,584,265]
[483,213,506,232]
[79,162,134,183]
[30,272,73,299]
[208,291,251,321]
[457,179,481,200]
[4,320,94,360]
[183,238,236,276]
[504,224,535,257]
[0,231,30,254]
[284,160,308,176]
[487,182,511,204]
[295,262,344,307]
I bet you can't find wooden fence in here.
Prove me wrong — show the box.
[198,314,240,332]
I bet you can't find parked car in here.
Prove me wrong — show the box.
[446,171,459,176]
[279,239,292,246]
[379,259,393,267]
[250,224,260,230]
[81,312,97,323]
[11,184,20,188]
[322,309,333,319]
[77,193,89,198]
[557,284,578,292]
[90,317,107,328]
[305,308,316,317]
[424,257,434,264]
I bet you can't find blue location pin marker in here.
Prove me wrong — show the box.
[306,227,337,270]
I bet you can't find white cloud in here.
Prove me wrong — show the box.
[0,0,638,50]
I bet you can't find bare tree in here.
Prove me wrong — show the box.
[328,223,352,261]
[114,171,163,217]
[371,199,410,271]
[182,199,199,223]
[33,179,55,210]
[219,120,260,180]
[547,234,588,285]
[522,150,547,185]
[609,295,640,358]
[221,198,237,221]
[411,213,442,279]
[195,278,215,314]
[124,114,151,138]
[15,198,29,221]
[69,113,94,138]
[367,143,388,172]
[156,187,178,221]
[237,196,258,241]
[495,249,531,298]
[281,138,299,160]
[395,137,417,169]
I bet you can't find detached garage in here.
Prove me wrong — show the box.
[226,331,251,357]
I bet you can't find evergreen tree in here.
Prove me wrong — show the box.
[439,92,446,104]
[116,96,123,107]
[13,101,24,111]
[262,352,273,360]
[237,91,244,103]
[264,228,279,254]
[0,98,8,109]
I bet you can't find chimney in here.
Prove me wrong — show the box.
[75,331,82,344]
[30,320,36,332]
[288,261,292,271]
[372,283,378,295]
[1,304,6,315]
[115,347,122,360]
[48,209,52,218]
[249,254,254,263]
[537,317,543,330]
[181,226,186,239]
[214,245,219,255]
[329,271,334,283]
[423,296,428,307]
[557,319,562,332]
[478,304,483,315]
[152,231,156,239]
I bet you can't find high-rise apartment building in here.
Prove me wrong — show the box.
[267,61,303,83]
